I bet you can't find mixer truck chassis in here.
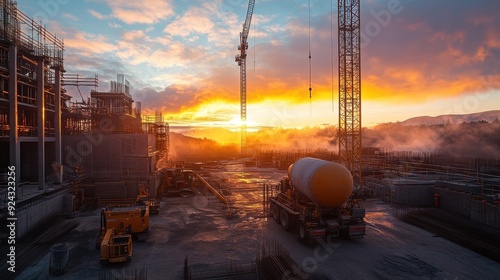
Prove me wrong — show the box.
[270,193,366,241]
[268,157,366,241]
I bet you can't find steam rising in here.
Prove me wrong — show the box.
[169,119,500,160]
[365,120,500,158]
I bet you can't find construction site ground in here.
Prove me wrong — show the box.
[13,161,500,279]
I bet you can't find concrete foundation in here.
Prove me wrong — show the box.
[373,181,433,207]
[432,187,472,218]
[16,190,66,239]
[374,179,500,230]
[470,200,500,229]
[392,183,434,206]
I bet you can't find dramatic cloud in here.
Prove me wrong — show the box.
[164,7,215,37]
[105,0,174,25]
[17,0,500,129]
[360,0,500,102]
[63,31,117,55]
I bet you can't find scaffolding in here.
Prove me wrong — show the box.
[0,0,64,68]
[61,73,98,135]
[62,73,98,89]
[0,0,65,138]
[142,111,170,156]
[0,0,65,186]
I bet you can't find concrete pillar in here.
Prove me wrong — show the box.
[37,58,45,190]
[8,44,20,186]
[54,67,62,184]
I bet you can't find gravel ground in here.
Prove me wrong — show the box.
[12,162,500,279]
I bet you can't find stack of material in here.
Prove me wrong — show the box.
[257,237,310,280]
[186,236,309,280]
[98,267,147,280]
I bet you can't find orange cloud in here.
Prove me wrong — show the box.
[60,0,500,131]
[107,0,174,25]
[63,31,117,54]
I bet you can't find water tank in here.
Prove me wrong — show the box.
[49,243,70,276]
[288,157,353,208]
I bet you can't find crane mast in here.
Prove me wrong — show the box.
[235,0,255,155]
[338,0,362,187]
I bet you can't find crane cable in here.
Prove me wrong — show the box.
[253,10,256,72]
[331,0,335,112]
[308,0,312,117]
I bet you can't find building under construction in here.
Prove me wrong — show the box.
[1,1,500,279]
[62,74,170,206]
[0,0,65,186]
[0,0,169,239]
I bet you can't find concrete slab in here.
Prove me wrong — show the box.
[12,162,500,280]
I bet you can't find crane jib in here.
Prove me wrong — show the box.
[241,0,255,41]
[236,0,255,155]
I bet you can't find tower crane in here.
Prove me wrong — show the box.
[308,0,362,187]
[235,0,255,155]
[338,0,362,187]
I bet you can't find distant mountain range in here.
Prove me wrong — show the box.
[365,110,500,158]
[399,110,500,126]
[168,110,500,160]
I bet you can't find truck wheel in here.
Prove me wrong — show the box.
[298,222,308,241]
[271,203,280,223]
[280,209,292,231]
[179,190,193,197]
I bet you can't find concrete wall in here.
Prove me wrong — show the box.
[436,181,481,194]
[374,180,500,230]
[373,183,391,200]
[16,191,65,239]
[432,187,500,230]
[470,200,500,229]
[150,173,162,199]
[373,182,433,207]
[80,176,159,200]
[62,134,153,179]
[94,181,129,198]
[433,188,472,218]
[393,184,433,206]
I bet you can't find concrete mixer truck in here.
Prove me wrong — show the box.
[269,157,366,241]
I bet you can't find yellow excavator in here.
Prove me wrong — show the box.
[99,228,132,264]
[96,205,150,250]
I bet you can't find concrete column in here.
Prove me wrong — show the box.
[37,58,45,190]
[8,44,20,186]
[54,67,62,184]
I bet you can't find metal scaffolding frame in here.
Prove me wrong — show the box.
[338,0,362,187]
[0,0,65,187]
[0,0,64,68]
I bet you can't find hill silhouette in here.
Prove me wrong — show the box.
[168,111,500,160]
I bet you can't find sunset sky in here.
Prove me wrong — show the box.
[18,0,500,129]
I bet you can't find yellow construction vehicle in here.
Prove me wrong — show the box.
[96,206,150,248]
[99,229,132,264]
[135,183,160,214]
[160,168,197,197]
[136,194,160,214]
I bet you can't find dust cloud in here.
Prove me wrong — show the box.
[167,120,500,160]
[169,132,239,161]
[364,120,500,158]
